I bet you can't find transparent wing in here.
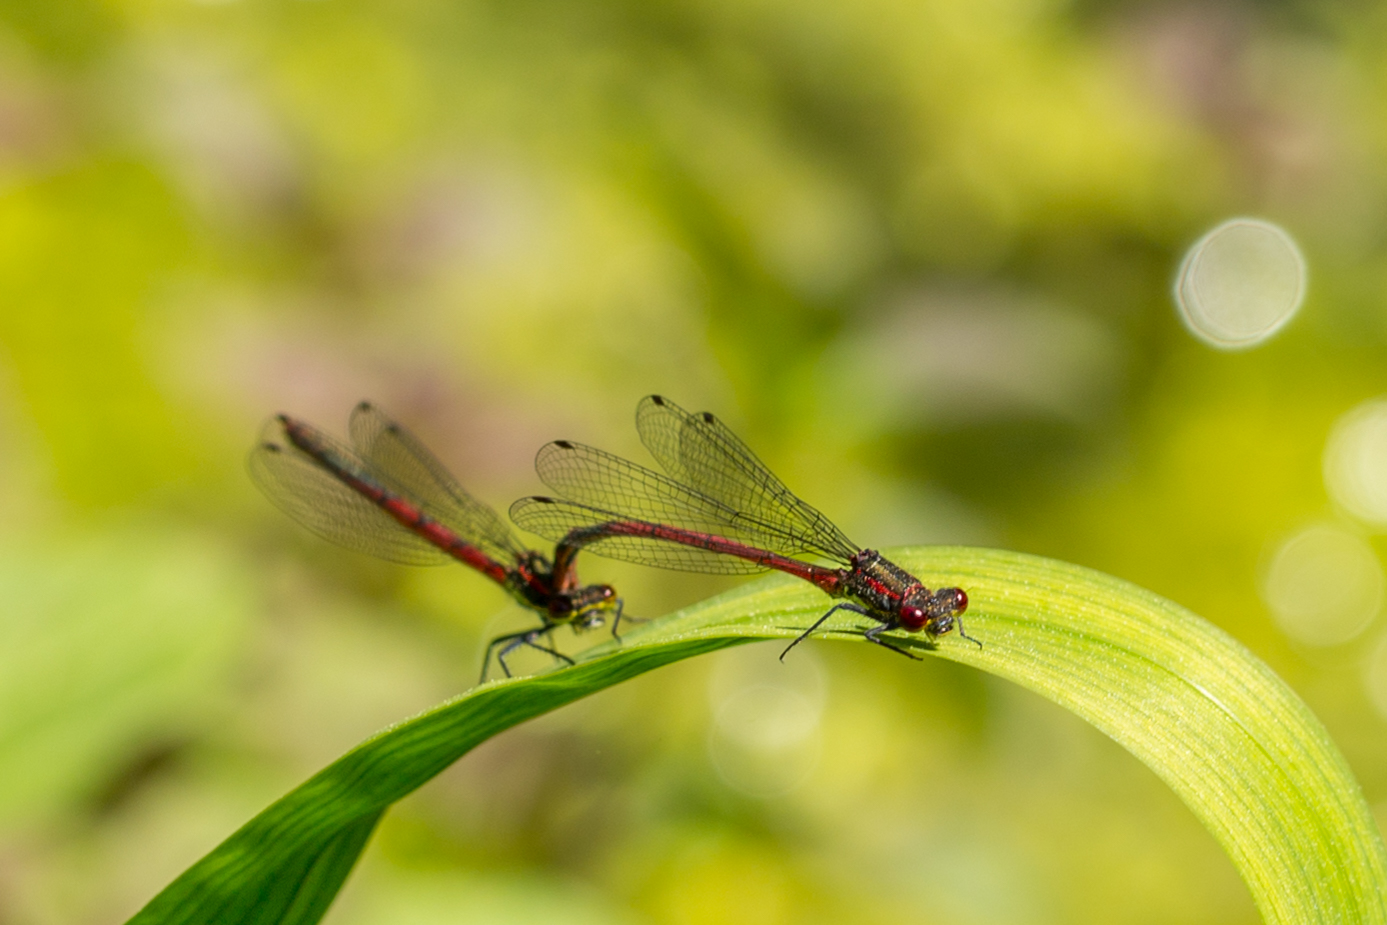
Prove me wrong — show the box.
[534,440,741,533]
[348,402,525,562]
[248,424,449,566]
[509,496,767,574]
[634,395,858,561]
[535,439,835,559]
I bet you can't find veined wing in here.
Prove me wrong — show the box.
[634,395,858,561]
[533,439,813,556]
[509,496,767,575]
[348,402,527,564]
[248,418,449,566]
[534,439,735,527]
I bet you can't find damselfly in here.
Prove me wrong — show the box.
[509,395,971,660]
[249,402,623,680]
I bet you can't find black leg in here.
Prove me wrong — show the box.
[481,630,533,683]
[481,627,575,683]
[956,618,983,649]
[497,633,576,680]
[615,610,649,633]
[610,599,625,641]
[512,635,574,669]
[862,623,923,661]
[780,602,872,662]
[495,635,530,678]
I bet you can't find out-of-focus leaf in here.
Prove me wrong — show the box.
[127,547,1387,925]
[0,530,249,825]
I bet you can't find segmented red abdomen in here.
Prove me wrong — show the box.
[574,519,847,595]
[281,416,510,586]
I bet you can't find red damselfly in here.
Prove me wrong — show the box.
[248,402,623,680]
[509,395,971,660]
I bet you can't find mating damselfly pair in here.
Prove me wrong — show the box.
[250,396,971,681]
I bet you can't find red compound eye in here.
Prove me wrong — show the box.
[952,589,968,613]
[899,605,928,631]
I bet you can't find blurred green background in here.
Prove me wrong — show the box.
[2,0,1386,921]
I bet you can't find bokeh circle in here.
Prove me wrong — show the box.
[1174,218,1306,349]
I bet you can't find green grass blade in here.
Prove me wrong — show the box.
[277,810,383,925]
[127,547,1387,925]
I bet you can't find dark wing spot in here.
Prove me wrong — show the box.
[651,395,666,405]
[701,412,715,423]
[555,440,574,449]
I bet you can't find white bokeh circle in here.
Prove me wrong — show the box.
[1261,523,1382,646]
[1325,398,1387,528]
[1174,218,1306,349]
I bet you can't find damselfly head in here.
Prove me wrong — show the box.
[936,587,968,616]
[927,587,969,637]
[898,586,969,635]
[570,584,619,631]
[581,584,617,605]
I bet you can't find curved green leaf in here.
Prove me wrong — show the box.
[128,547,1387,925]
